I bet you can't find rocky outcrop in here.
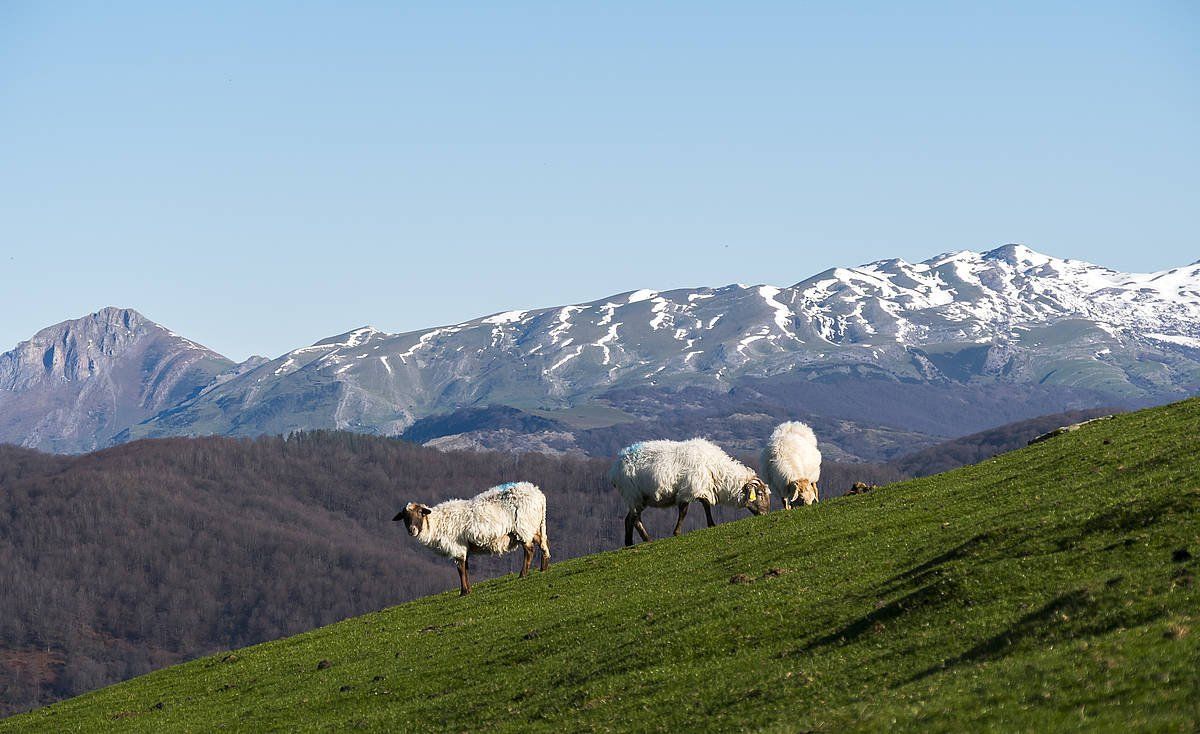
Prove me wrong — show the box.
[0,308,236,452]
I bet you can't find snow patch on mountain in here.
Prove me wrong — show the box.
[595,323,622,365]
[758,286,796,340]
[1146,333,1200,349]
[648,297,671,330]
[482,310,527,324]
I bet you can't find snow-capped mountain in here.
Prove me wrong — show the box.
[119,245,1200,454]
[794,244,1199,346]
[0,308,255,453]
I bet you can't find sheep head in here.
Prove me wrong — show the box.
[393,502,432,537]
[740,477,770,515]
[787,478,819,507]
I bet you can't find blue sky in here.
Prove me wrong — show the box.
[2,2,1196,361]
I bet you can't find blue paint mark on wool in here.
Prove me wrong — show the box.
[496,482,520,491]
[619,442,645,458]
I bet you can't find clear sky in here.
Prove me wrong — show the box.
[2,2,1196,361]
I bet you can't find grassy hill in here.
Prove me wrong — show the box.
[5,400,1199,732]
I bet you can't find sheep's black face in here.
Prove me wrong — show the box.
[393,503,431,537]
[742,478,770,515]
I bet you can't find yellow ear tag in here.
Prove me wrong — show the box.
[749,487,757,501]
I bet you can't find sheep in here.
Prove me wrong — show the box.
[392,481,550,595]
[609,438,769,546]
[761,421,821,509]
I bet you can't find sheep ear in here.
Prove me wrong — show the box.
[419,505,432,516]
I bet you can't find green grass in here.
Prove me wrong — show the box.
[8,400,1200,733]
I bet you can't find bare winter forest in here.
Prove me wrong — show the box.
[0,408,1109,714]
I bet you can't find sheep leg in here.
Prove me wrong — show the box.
[699,499,717,528]
[672,503,690,536]
[456,557,471,596]
[520,543,534,578]
[634,517,651,543]
[625,509,652,545]
[536,532,551,572]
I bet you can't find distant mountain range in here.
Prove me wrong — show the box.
[3,245,1198,456]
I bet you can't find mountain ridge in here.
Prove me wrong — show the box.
[120,244,1200,454]
[0,308,244,453]
[4,245,1198,455]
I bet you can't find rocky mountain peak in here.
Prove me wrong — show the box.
[0,307,212,391]
[980,243,1053,268]
[0,309,235,452]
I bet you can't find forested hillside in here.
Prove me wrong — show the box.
[0,434,603,714]
[0,407,1100,714]
[6,399,1196,732]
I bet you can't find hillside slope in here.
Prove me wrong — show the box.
[0,434,611,716]
[889,406,1118,477]
[0,422,955,716]
[7,400,1199,732]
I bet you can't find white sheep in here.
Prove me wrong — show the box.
[761,421,821,509]
[609,438,769,546]
[393,481,550,595]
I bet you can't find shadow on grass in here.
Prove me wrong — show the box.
[909,587,1166,683]
[797,574,967,654]
[1070,492,1198,552]
[792,489,1186,681]
[878,532,999,595]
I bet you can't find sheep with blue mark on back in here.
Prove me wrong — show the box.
[609,438,769,546]
[393,481,550,595]
[761,421,821,509]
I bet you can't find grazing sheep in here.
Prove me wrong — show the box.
[610,439,770,546]
[392,481,550,595]
[761,421,821,509]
